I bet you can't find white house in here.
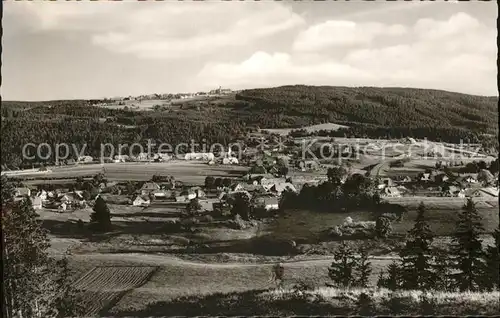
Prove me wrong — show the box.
[58,202,67,212]
[114,154,129,162]
[14,187,31,198]
[77,155,93,163]
[136,152,150,162]
[31,196,43,209]
[132,195,150,207]
[35,190,48,201]
[420,173,431,182]
[222,157,239,165]
[152,190,167,199]
[381,187,401,198]
[465,176,478,184]
[253,196,279,211]
[175,190,197,202]
[184,152,215,161]
[229,183,245,193]
[267,182,297,196]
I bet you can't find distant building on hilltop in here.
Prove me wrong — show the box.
[209,86,232,95]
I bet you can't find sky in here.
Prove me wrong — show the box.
[2,0,498,101]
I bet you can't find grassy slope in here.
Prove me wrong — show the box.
[111,286,500,316]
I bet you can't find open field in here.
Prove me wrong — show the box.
[9,161,249,184]
[67,252,393,314]
[263,122,349,136]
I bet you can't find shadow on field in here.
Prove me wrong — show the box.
[110,211,183,219]
[42,219,185,242]
[109,288,351,317]
[109,288,500,317]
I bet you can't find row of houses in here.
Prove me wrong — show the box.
[13,187,86,211]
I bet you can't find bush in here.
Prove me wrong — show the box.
[168,235,190,246]
[375,217,392,238]
[227,214,248,230]
[200,214,214,223]
[356,292,374,316]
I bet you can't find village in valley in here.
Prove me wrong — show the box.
[2,1,499,317]
[2,86,500,316]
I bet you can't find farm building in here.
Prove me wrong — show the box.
[58,202,67,212]
[297,160,319,171]
[260,177,287,186]
[184,152,215,161]
[478,187,499,198]
[267,182,297,196]
[198,199,215,212]
[433,173,449,183]
[114,154,130,162]
[152,153,171,162]
[135,152,150,162]
[141,182,161,195]
[35,189,48,201]
[381,187,401,198]
[229,183,245,193]
[175,189,197,202]
[464,176,478,184]
[443,186,465,198]
[57,192,85,205]
[151,190,168,199]
[132,195,151,207]
[77,155,93,163]
[222,157,239,165]
[419,173,431,182]
[377,177,394,189]
[252,196,279,211]
[192,187,206,199]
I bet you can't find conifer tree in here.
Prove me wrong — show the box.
[484,225,500,291]
[399,202,434,290]
[90,196,112,231]
[355,248,372,288]
[378,261,402,291]
[450,198,486,291]
[3,196,83,317]
[328,241,358,287]
[432,249,453,291]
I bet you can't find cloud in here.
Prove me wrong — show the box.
[6,1,305,59]
[197,51,374,89]
[199,12,496,96]
[414,11,481,40]
[293,20,407,52]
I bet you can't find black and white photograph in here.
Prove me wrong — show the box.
[1,0,499,316]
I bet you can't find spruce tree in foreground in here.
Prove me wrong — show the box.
[2,197,83,318]
[328,241,357,287]
[450,198,486,291]
[432,249,453,291]
[90,196,112,231]
[355,248,372,288]
[484,225,500,291]
[399,202,434,290]
[377,261,402,291]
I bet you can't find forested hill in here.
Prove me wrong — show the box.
[235,85,498,134]
[1,85,498,168]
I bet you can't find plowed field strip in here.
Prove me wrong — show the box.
[74,266,158,317]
